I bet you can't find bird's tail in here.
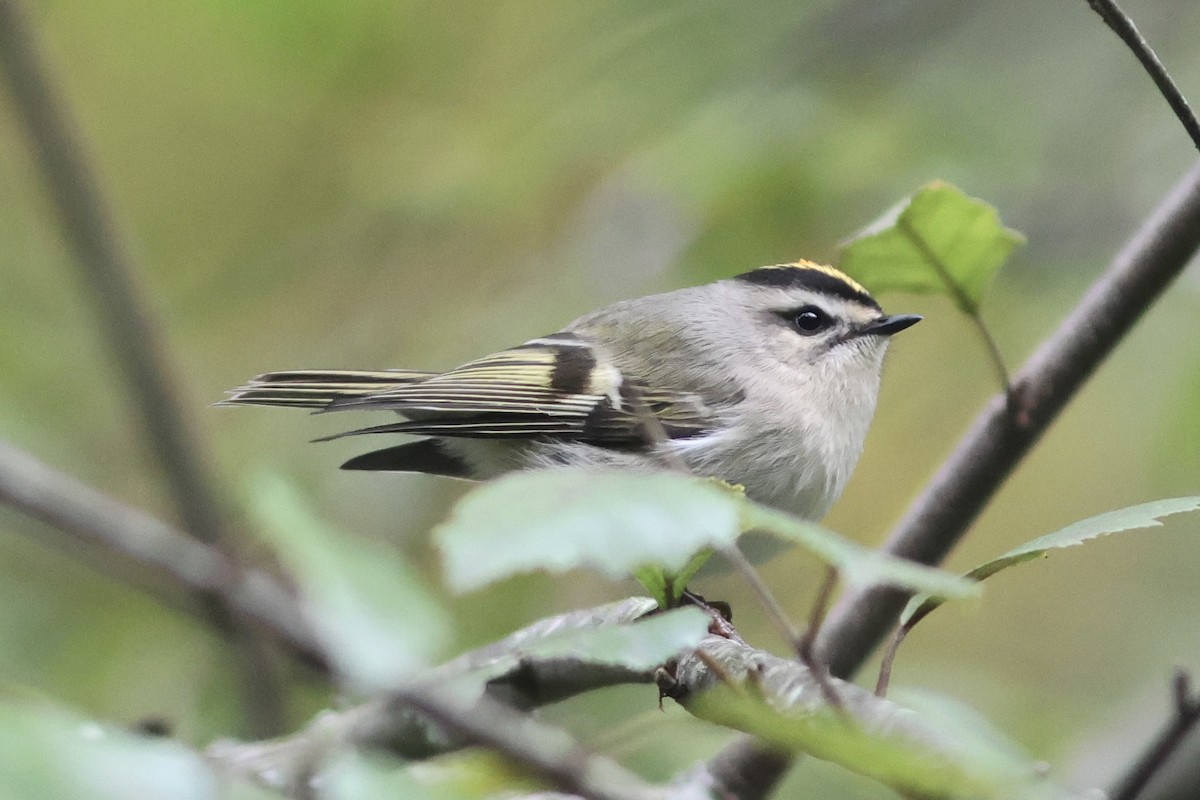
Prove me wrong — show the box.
[219,369,435,409]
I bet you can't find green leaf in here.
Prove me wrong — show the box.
[436,468,977,602]
[448,607,710,699]
[902,497,1200,628]
[434,468,742,593]
[741,504,980,600]
[321,752,467,800]
[633,549,713,607]
[0,699,280,800]
[690,686,1058,800]
[517,606,710,668]
[839,181,1024,313]
[251,474,452,693]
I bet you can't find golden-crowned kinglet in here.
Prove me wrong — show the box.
[224,261,919,521]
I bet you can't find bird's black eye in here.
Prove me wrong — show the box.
[791,305,831,335]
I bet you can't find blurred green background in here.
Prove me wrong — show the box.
[2,1,1199,796]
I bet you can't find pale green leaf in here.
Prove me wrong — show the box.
[0,699,280,800]
[840,181,1024,313]
[321,752,467,800]
[251,474,452,692]
[434,468,741,593]
[690,687,1060,800]
[742,504,979,600]
[520,606,710,668]
[902,497,1200,628]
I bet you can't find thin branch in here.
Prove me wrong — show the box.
[211,615,663,791]
[1108,669,1200,800]
[0,0,228,559]
[703,738,793,800]
[0,440,324,669]
[0,0,283,733]
[1086,0,1200,152]
[873,626,908,698]
[394,689,678,800]
[212,691,679,800]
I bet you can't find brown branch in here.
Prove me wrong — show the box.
[1086,0,1200,153]
[209,598,695,800]
[1108,670,1200,800]
[393,689,667,800]
[0,0,285,733]
[0,440,325,669]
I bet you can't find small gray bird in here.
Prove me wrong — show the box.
[223,261,919,521]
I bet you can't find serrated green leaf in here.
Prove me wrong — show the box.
[902,497,1200,628]
[741,504,979,600]
[250,474,452,693]
[434,468,741,593]
[840,181,1024,313]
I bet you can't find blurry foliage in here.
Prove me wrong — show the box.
[2,1,1200,798]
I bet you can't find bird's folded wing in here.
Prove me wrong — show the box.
[319,334,715,444]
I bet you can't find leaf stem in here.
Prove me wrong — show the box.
[873,625,908,698]
[896,217,1013,399]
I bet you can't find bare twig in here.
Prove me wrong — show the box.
[214,688,685,800]
[793,567,843,710]
[0,0,283,732]
[1108,669,1200,800]
[1086,0,1200,152]
[211,598,670,794]
[0,440,324,669]
[393,688,689,800]
[703,738,793,800]
[873,625,908,698]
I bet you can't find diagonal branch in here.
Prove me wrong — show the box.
[1086,0,1200,152]
[1108,669,1200,800]
[0,440,324,669]
[0,0,283,733]
[209,599,673,797]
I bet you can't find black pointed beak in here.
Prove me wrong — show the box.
[858,314,922,337]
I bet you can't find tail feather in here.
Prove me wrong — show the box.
[220,369,435,409]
